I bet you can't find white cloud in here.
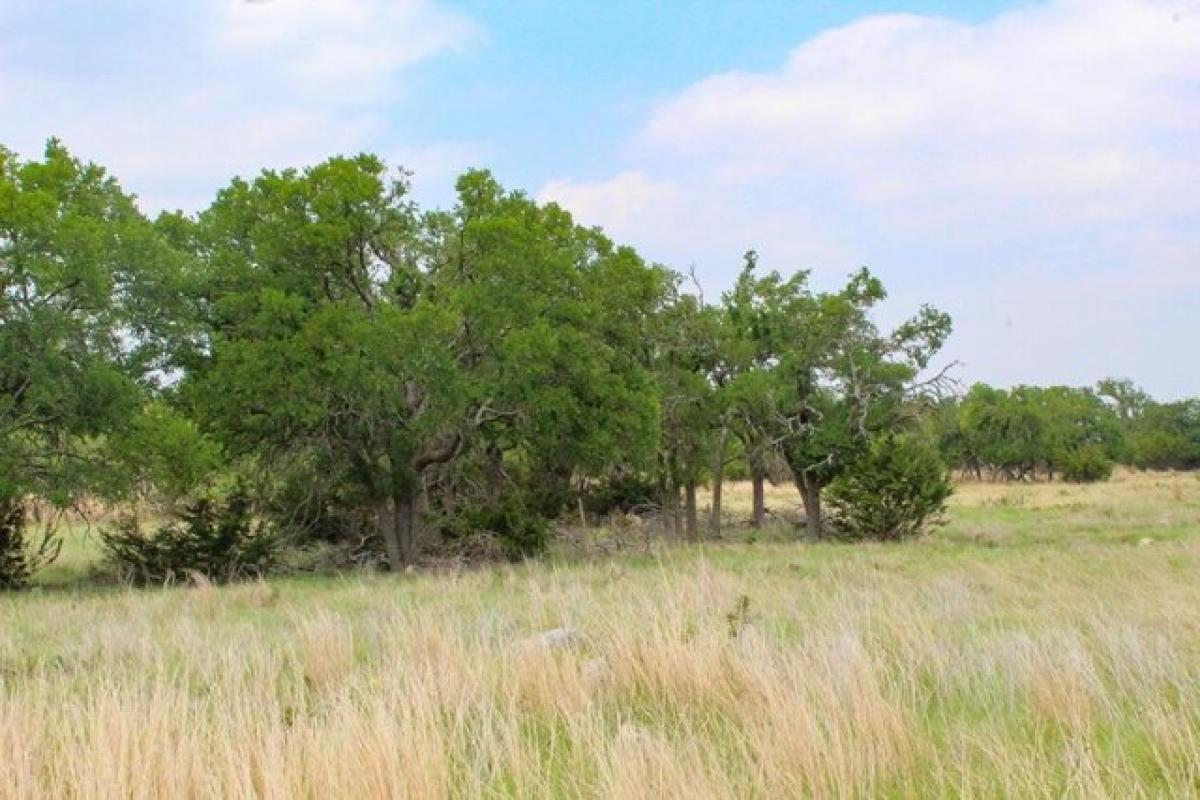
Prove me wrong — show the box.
[539,0,1200,396]
[0,0,484,212]
[215,0,481,101]
[538,170,855,278]
[630,0,1199,238]
[539,171,677,230]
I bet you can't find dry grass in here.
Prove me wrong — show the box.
[2,470,1200,797]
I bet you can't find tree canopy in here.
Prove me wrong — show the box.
[0,141,181,507]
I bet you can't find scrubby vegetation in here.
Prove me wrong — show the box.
[99,493,278,586]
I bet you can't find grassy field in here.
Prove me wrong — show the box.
[3,471,1200,798]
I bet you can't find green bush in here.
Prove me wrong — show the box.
[581,472,659,517]
[0,500,61,590]
[1059,444,1114,483]
[827,434,953,541]
[437,493,550,560]
[100,493,278,585]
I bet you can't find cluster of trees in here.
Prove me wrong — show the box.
[4,140,1189,585]
[929,379,1200,482]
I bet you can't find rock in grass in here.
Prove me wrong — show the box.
[531,627,581,649]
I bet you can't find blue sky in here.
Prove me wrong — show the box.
[2,0,1197,397]
[409,1,1023,196]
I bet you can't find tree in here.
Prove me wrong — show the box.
[106,401,223,510]
[1035,386,1122,480]
[182,159,668,567]
[653,287,721,539]
[0,140,176,511]
[1129,399,1200,470]
[179,155,468,567]
[0,500,59,590]
[718,251,794,530]
[1059,444,1114,483]
[100,491,278,585]
[1096,378,1200,472]
[725,263,951,540]
[422,172,667,524]
[1097,377,1151,426]
[957,385,1044,480]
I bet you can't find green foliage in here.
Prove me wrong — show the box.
[100,493,278,585]
[180,158,668,566]
[654,290,721,485]
[1059,444,1114,483]
[953,383,1124,480]
[107,401,223,503]
[719,253,952,536]
[582,471,660,517]
[0,141,178,508]
[0,500,61,590]
[650,286,723,533]
[826,434,953,541]
[1128,400,1200,470]
[1097,377,1151,425]
[1094,379,1200,471]
[956,384,1044,479]
[435,492,550,560]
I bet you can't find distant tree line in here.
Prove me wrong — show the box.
[927,379,1200,483]
[1,141,1193,585]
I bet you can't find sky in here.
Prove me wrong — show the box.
[2,0,1197,398]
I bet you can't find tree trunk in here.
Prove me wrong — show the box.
[684,480,698,541]
[380,490,421,570]
[412,481,428,553]
[796,472,822,542]
[709,425,729,537]
[751,469,766,528]
[378,498,403,570]
[661,482,678,539]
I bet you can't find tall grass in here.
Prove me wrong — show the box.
[2,471,1199,797]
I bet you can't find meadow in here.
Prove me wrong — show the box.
[2,470,1200,798]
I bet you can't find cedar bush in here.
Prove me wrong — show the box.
[100,493,278,585]
[827,434,953,541]
[436,493,550,560]
[581,471,659,518]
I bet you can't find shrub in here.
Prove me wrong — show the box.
[1059,444,1114,483]
[581,472,659,518]
[100,493,278,585]
[827,434,953,541]
[0,500,61,590]
[437,493,550,560]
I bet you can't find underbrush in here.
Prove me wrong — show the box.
[99,494,279,585]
